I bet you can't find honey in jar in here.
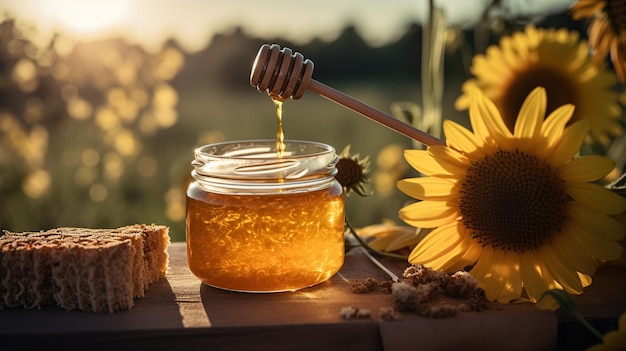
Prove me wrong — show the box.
[186,140,345,292]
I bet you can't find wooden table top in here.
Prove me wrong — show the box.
[2,242,625,351]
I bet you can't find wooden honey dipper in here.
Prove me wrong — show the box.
[250,44,445,147]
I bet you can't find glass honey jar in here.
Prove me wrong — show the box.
[186,140,345,292]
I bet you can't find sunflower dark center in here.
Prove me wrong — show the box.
[335,157,363,190]
[459,149,568,252]
[500,66,580,131]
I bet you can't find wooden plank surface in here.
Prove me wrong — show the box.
[1,242,625,351]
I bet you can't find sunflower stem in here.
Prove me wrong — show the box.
[344,217,409,261]
[421,0,445,144]
[541,289,604,341]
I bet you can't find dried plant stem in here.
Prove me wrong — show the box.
[420,0,446,146]
[344,217,408,261]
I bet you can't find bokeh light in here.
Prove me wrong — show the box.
[0,18,185,237]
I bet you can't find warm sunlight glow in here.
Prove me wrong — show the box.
[2,0,571,52]
[42,0,130,35]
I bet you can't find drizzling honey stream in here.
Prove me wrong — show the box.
[271,96,286,157]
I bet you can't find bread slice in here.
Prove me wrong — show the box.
[0,224,169,313]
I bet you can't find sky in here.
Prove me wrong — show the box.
[0,0,572,52]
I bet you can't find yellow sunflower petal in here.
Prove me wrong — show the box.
[455,95,470,110]
[369,230,417,252]
[567,220,624,261]
[397,177,459,200]
[520,251,560,302]
[500,37,519,67]
[494,250,523,303]
[443,239,482,272]
[414,238,468,271]
[428,145,470,168]
[404,149,466,177]
[467,88,492,144]
[514,87,545,144]
[568,201,626,241]
[567,182,626,215]
[408,221,465,270]
[540,104,574,147]
[475,92,514,150]
[538,259,564,289]
[455,80,483,109]
[547,119,591,167]
[559,155,615,182]
[533,106,573,159]
[443,120,482,155]
[403,149,431,172]
[551,232,598,276]
[475,52,510,78]
[480,256,507,302]
[540,245,584,294]
[356,221,408,238]
[578,273,592,288]
[399,200,459,228]
[469,245,495,290]
[470,246,523,302]
[385,228,430,252]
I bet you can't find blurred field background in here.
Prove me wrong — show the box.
[0,1,576,241]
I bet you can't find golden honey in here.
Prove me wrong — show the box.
[272,97,286,157]
[186,140,345,292]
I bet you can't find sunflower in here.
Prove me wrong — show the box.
[335,145,371,197]
[571,0,626,83]
[455,25,623,146]
[399,87,626,304]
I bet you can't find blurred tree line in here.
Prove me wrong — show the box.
[176,10,582,92]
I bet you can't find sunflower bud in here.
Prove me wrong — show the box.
[335,145,372,197]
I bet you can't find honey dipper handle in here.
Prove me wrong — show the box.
[250,44,445,147]
[308,80,445,146]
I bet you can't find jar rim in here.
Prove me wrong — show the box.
[194,139,335,159]
[191,139,339,194]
